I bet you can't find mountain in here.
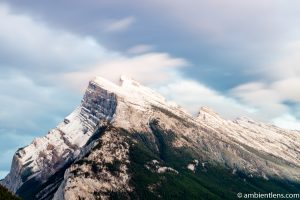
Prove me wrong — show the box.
[1,75,300,200]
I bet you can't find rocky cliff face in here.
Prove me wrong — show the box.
[1,76,300,200]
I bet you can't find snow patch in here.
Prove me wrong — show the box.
[145,160,178,174]
[187,159,199,172]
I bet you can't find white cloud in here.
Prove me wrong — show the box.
[139,0,297,43]
[62,53,187,90]
[231,82,287,118]
[0,3,188,91]
[272,114,300,130]
[272,78,300,102]
[0,4,112,74]
[230,78,300,129]
[157,78,256,119]
[157,78,300,130]
[265,41,300,80]
[105,16,136,32]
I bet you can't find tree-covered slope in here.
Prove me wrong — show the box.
[124,121,300,200]
[0,184,22,200]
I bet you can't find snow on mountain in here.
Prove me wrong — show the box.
[1,75,299,199]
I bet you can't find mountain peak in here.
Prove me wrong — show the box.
[1,76,300,200]
[120,74,141,87]
[197,106,221,120]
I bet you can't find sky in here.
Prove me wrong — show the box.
[1,0,300,179]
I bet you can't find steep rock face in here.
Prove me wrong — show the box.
[1,76,300,199]
[53,128,131,200]
[1,107,91,193]
[1,78,119,194]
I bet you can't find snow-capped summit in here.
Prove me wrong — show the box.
[197,106,221,120]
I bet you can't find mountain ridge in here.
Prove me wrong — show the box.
[1,76,299,200]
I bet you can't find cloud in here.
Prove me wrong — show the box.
[127,44,154,54]
[231,78,300,115]
[0,4,113,77]
[62,52,187,90]
[231,79,300,129]
[157,77,300,130]
[263,41,300,80]
[4,0,300,92]
[0,74,80,131]
[272,78,300,102]
[105,16,136,32]
[272,114,300,130]
[157,77,256,119]
[231,82,285,117]
[0,4,186,86]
